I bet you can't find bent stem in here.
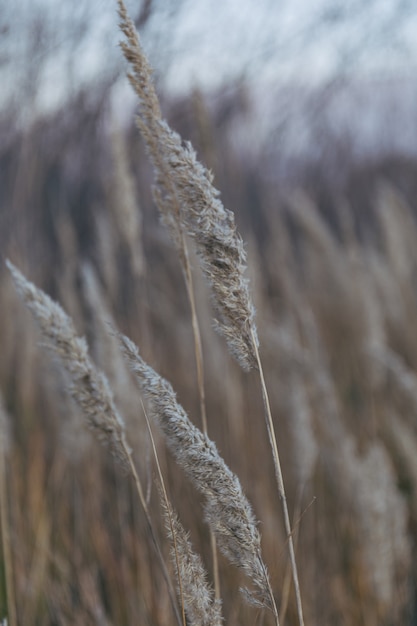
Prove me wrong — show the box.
[251,328,305,626]
[120,437,183,626]
[280,489,302,624]
[117,4,218,597]
[182,243,221,602]
[183,252,208,434]
[0,444,17,626]
[141,401,187,626]
[261,559,280,626]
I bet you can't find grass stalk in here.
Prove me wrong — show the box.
[251,328,305,626]
[119,332,277,617]
[114,419,184,626]
[183,255,208,434]
[142,399,223,626]
[7,261,182,626]
[117,0,220,600]
[141,402,187,626]
[279,490,302,624]
[0,437,17,626]
[182,256,221,601]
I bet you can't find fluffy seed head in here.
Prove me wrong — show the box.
[7,261,131,472]
[117,0,258,370]
[161,496,223,626]
[118,332,273,609]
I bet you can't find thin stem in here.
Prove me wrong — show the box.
[209,531,221,604]
[280,495,316,623]
[120,436,183,626]
[251,328,305,626]
[117,9,218,594]
[141,401,187,626]
[182,241,221,602]
[183,254,208,434]
[0,448,17,626]
[260,559,280,626]
[280,489,302,624]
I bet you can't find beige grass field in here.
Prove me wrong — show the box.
[1,4,417,625]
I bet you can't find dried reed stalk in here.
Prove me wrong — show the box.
[109,125,145,280]
[117,3,304,622]
[80,264,141,420]
[117,0,257,373]
[7,260,131,472]
[6,260,182,626]
[144,403,187,626]
[118,331,278,620]
[0,395,17,626]
[117,0,220,596]
[143,396,222,626]
[161,498,223,626]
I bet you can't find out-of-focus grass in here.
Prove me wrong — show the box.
[1,49,417,624]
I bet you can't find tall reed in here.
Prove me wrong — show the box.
[117,2,304,622]
[0,395,17,626]
[118,331,278,620]
[6,260,182,626]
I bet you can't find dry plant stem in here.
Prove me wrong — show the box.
[119,333,276,616]
[170,197,222,609]
[183,257,221,603]
[118,0,256,370]
[183,257,207,434]
[6,262,181,625]
[262,563,280,626]
[121,437,183,626]
[0,448,17,626]
[251,328,305,626]
[280,491,302,624]
[209,532,220,605]
[141,404,187,626]
[141,401,222,626]
[117,6,219,597]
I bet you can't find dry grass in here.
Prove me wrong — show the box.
[1,6,417,626]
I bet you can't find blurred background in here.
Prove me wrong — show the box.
[2,0,417,624]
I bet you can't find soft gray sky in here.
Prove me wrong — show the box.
[146,0,417,90]
[2,0,417,114]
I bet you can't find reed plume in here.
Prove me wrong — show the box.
[7,260,132,472]
[161,497,223,626]
[118,331,277,615]
[117,3,304,621]
[6,260,182,625]
[117,0,257,372]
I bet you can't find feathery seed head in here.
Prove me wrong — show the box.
[161,496,223,626]
[117,0,258,370]
[7,260,131,472]
[118,331,272,609]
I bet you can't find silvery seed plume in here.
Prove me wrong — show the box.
[6,261,131,472]
[118,0,258,371]
[161,496,223,626]
[117,0,183,251]
[118,332,273,609]
[156,124,258,372]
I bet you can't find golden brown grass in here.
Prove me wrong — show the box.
[0,8,416,626]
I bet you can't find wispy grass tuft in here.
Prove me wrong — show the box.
[161,497,223,626]
[7,260,131,472]
[118,331,277,616]
[117,0,258,372]
[6,260,182,626]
